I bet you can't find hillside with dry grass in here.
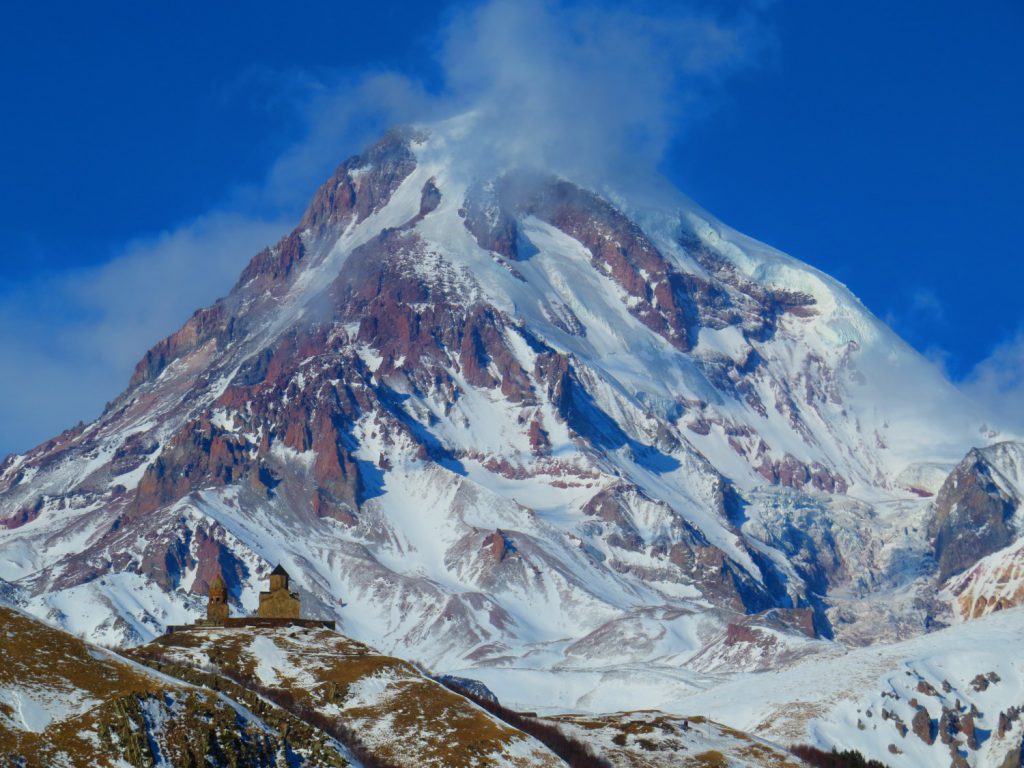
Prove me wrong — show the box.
[130,625,566,767]
[0,606,350,766]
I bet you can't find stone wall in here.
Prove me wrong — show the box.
[257,588,301,619]
[166,617,335,634]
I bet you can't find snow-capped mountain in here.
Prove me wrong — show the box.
[1,119,1022,764]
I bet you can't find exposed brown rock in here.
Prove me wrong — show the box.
[938,707,959,745]
[129,303,227,388]
[132,416,255,518]
[960,711,978,750]
[912,706,935,745]
[724,623,758,646]
[312,488,358,527]
[527,418,551,456]
[972,674,991,692]
[949,746,970,768]
[483,530,516,562]
[110,432,159,476]
[298,128,417,237]
[929,448,1019,581]
[311,411,362,515]
[756,453,849,494]
[0,497,44,530]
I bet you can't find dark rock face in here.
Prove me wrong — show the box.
[110,432,159,476]
[129,303,229,389]
[436,674,500,705]
[930,448,1020,581]
[581,483,788,615]
[482,530,517,562]
[460,180,520,260]
[297,128,418,238]
[0,496,44,530]
[912,706,936,745]
[679,234,818,336]
[755,454,847,495]
[133,415,254,517]
[960,711,978,750]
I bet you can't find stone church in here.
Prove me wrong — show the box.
[257,564,301,619]
[206,570,230,623]
[169,563,334,633]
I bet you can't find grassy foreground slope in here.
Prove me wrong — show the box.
[131,625,564,768]
[0,606,349,767]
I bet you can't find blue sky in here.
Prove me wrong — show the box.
[0,0,1021,455]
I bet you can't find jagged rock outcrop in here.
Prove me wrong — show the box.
[913,706,936,745]
[930,447,1022,581]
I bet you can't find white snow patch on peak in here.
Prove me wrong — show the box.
[978,440,1024,498]
[695,325,750,361]
[269,440,315,468]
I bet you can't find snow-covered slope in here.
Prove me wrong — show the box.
[677,606,1024,768]
[0,119,1020,765]
[547,711,805,767]
[461,608,1024,767]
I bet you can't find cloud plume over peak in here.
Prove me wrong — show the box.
[264,0,772,196]
[432,0,768,182]
[961,331,1024,435]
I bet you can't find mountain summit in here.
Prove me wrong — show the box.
[2,122,1023,765]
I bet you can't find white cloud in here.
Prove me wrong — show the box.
[0,214,287,454]
[243,72,440,213]
[433,0,769,186]
[240,0,773,198]
[961,331,1024,434]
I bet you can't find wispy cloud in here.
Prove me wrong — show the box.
[0,0,772,456]
[235,0,774,198]
[429,0,770,185]
[0,214,288,452]
[884,286,946,333]
[961,331,1024,433]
